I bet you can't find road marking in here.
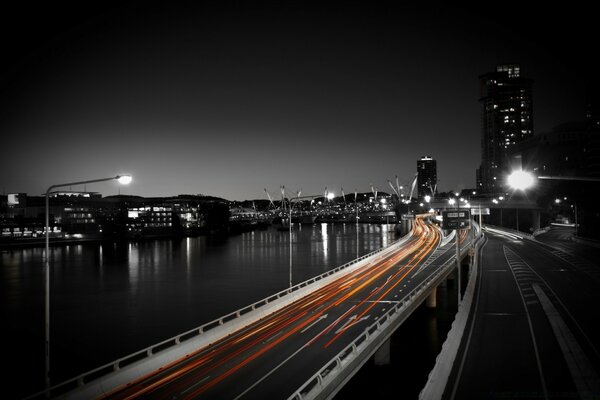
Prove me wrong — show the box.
[335,315,357,334]
[504,245,549,399]
[264,330,283,343]
[300,314,328,333]
[361,300,400,304]
[482,312,513,316]
[532,284,600,397]
[314,305,356,339]
[181,375,211,395]
[232,341,309,400]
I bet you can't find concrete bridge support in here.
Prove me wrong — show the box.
[397,219,413,236]
[374,337,391,365]
[426,286,437,308]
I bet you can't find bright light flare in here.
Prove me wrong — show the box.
[117,175,132,185]
[327,192,335,200]
[507,170,534,190]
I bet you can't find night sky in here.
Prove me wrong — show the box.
[1,2,596,200]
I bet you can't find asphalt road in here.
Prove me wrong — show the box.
[446,226,600,399]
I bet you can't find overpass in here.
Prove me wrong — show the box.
[30,216,483,400]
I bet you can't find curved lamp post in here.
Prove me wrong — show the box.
[44,175,131,389]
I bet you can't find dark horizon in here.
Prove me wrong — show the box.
[1,2,597,201]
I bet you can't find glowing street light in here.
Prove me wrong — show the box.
[117,175,133,185]
[507,169,535,191]
[507,169,535,232]
[44,174,131,389]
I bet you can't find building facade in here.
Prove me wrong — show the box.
[477,64,533,195]
[417,156,437,198]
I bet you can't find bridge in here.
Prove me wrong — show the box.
[28,215,483,399]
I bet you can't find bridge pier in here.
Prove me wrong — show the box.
[426,286,437,308]
[373,338,391,365]
[397,219,412,236]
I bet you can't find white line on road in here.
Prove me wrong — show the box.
[335,315,357,334]
[300,314,328,333]
[181,375,211,395]
[532,284,600,399]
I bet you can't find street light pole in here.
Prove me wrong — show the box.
[355,190,359,260]
[574,202,578,236]
[288,190,301,289]
[44,175,131,389]
[455,199,461,304]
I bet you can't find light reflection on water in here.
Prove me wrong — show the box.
[1,223,398,396]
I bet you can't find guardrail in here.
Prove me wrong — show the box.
[29,228,415,400]
[288,232,475,400]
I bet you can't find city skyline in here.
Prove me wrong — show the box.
[1,3,596,201]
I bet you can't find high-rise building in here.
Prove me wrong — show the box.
[477,64,533,195]
[417,156,437,198]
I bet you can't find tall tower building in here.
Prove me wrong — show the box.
[477,64,533,195]
[417,156,437,198]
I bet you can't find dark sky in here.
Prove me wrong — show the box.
[1,2,596,200]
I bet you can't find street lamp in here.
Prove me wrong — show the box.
[507,170,534,232]
[44,174,131,389]
[507,169,535,191]
[289,190,301,288]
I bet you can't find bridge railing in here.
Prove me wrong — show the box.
[29,227,415,400]
[288,231,477,400]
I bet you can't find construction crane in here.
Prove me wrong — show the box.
[407,173,418,202]
[264,188,277,209]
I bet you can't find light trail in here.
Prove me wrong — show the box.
[102,216,444,400]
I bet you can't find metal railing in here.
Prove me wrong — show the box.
[30,228,415,399]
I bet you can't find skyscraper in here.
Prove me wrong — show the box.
[477,64,533,195]
[417,156,437,198]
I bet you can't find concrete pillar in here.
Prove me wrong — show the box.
[399,219,412,236]
[426,286,437,308]
[374,338,391,365]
